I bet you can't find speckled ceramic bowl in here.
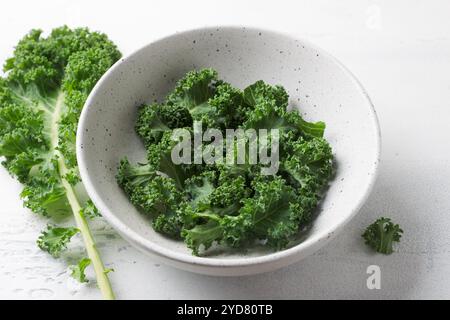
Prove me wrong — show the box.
[77,26,380,276]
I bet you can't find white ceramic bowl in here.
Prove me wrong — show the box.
[77,26,380,276]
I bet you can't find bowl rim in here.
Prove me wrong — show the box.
[77,25,381,269]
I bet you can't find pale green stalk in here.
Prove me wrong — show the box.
[51,92,115,300]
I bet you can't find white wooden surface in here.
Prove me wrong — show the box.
[1,0,450,299]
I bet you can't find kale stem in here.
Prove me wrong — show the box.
[60,167,115,300]
[52,92,115,300]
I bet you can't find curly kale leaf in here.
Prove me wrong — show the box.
[167,68,218,115]
[117,158,186,238]
[243,81,325,137]
[80,199,101,219]
[362,217,403,254]
[0,26,120,299]
[184,170,217,208]
[228,177,309,249]
[146,130,200,189]
[37,225,79,258]
[201,82,249,129]
[70,258,91,283]
[135,103,193,146]
[281,136,334,193]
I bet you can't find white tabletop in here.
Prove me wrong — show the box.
[1,0,449,299]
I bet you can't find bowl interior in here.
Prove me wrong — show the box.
[78,27,380,265]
